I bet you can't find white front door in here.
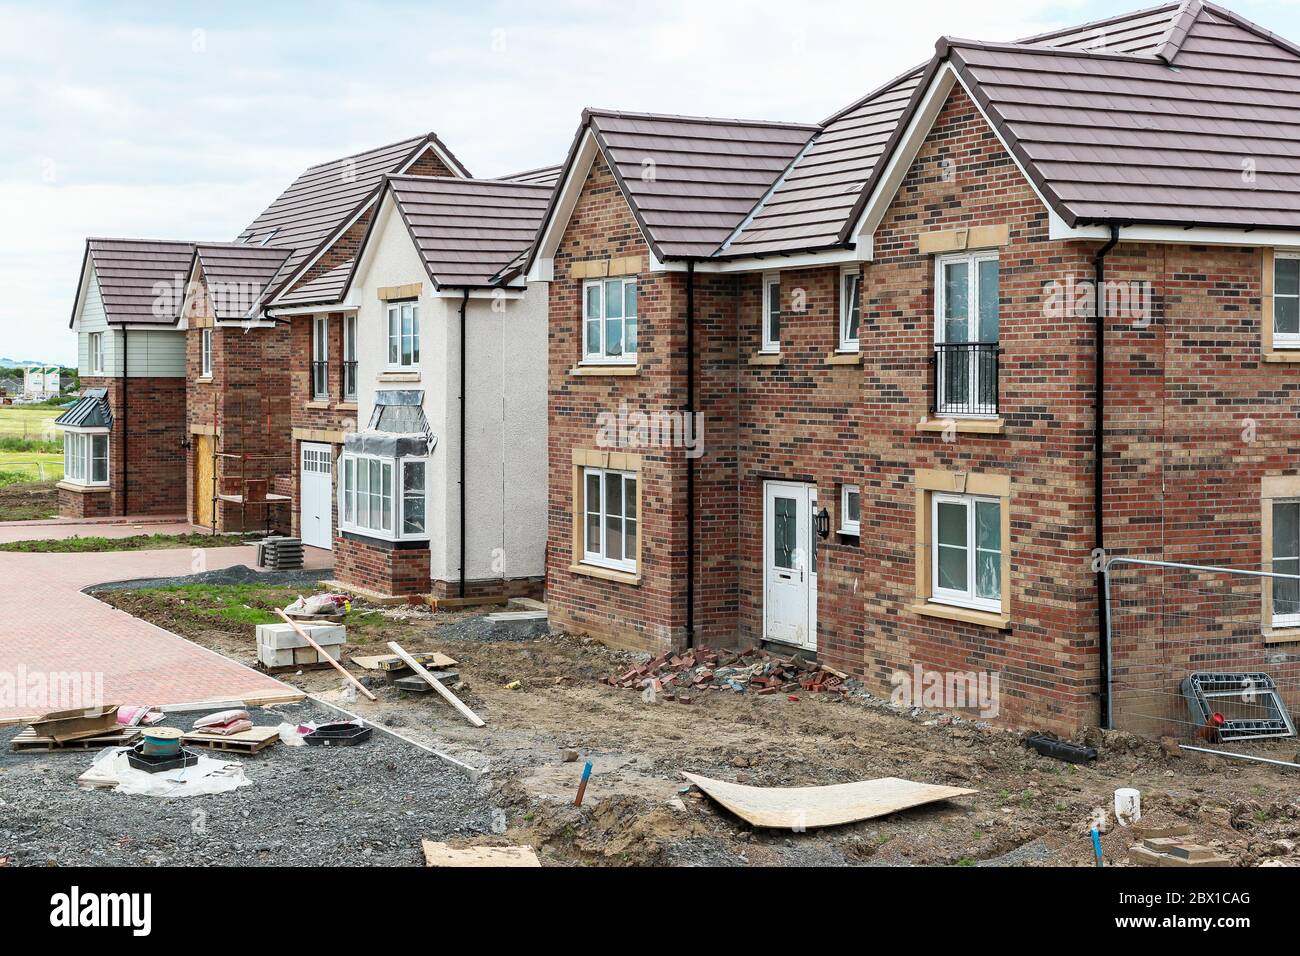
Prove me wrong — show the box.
[764,481,818,649]
[300,443,333,549]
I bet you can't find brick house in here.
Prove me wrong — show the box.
[61,239,191,518]
[314,171,555,599]
[528,0,1300,733]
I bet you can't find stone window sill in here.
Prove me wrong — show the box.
[378,371,420,383]
[1262,624,1300,645]
[825,351,863,366]
[910,601,1010,631]
[56,481,110,495]
[196,377,213,384]
[569,365,639,377]
[916,416,1006,434]
[338,401,358,411]
[1262,351,1300,363]
[749,352,782,366]
[305,401,331,410]
[570,562,640,586]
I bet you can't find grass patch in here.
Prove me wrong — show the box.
[0,532,248,553]
[0,450,63,483]
[0,436,61,454]
[0,405,61,442]
[139,583,387,636]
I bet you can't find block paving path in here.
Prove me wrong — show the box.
[0,520,330,719]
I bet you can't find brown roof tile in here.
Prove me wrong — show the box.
[192,243,293,320]
[82,238,196,326]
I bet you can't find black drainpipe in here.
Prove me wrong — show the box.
[685,260,697,648]
[458,288,469,599]
[1093,224,1119,728]
[121,326,129,515]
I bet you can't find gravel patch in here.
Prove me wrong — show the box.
[0,700,500,867]
[85,563,333,594]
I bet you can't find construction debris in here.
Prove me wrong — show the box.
[352,651,458,672]
[606,646,848,699]
[30,705,122,743]
[275,610,376,701]
[682,772,977,829]
[183,725,281,754]
[1024,733,1098,764]
[1129,836,1232,868]
[256,536,304,571]
[78,747,250,797]
[11,726,140,752]
[387,640,485,727]
[421,841,541,868]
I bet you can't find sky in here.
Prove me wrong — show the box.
[3,0,1299,365]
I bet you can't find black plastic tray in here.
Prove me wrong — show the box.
[303,722,372,747]
[126,744,201,774]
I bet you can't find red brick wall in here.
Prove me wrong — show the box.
[335,534,431,597]
[59,373,186,519]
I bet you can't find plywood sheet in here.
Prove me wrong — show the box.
[421,841,541,867]
[351,652,457,671]
[681,773,976,830]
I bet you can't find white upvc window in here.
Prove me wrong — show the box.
[343,314,358,401]
[931,493,1002,613]
[583,276,638,364]
[339,453,428,542]
[386,301,420,369]
[761,272,781,353]
[63,429,109,487]
[312,315,329,400]
[839,267,862,352]
[200,328,213,378]
[840,484,861,535]
[582,466,638,572]
[935,250,1000,416]
[88,332,104,375]
[1272,499,1300,627]
[1275,253,1300,348]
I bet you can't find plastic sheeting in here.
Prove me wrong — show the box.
[83,747,251,798]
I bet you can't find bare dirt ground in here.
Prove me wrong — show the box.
[95,585,1300,867]
[0,480,56,522]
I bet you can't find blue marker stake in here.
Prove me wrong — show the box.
[574,761,593,806]
[1091,828,1104,868]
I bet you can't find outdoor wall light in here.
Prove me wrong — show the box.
[815,508,831,539]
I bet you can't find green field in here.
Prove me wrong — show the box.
[0,405,63,442]
[0,449,63,483]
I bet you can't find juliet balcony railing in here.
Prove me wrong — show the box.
[342,361,358,402]
[930,342,1002,417]
[311,361,329,401]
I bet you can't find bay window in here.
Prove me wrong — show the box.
[583,276,637,363]
[582,466,638,572]
[386,301,419,369]
[63,430,109,487]
[339,452,427,541]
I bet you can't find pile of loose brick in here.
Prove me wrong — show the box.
[605,646,848,703]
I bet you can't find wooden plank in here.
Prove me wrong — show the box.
[351,651,457,672]
[387,641,484,727]
[421,841,540,867]
[276,609,376,701]
[11,728,141,752]
[681,773,976,829]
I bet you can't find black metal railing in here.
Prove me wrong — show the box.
[930,343,1001,417]
[311,361,329,401]
[342,361,358,402]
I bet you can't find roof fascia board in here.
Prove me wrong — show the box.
[174,253,205,331]
[1050,213,1300,248]
[652,244,868,274]
[68,246,95,330]
[527,128,602,282]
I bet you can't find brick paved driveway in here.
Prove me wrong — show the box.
[0,524,331,720]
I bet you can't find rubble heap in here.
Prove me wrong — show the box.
[605,646,848,702]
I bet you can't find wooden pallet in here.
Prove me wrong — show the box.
[256,659,338,675]
[10,727,140,752]
[181,726,280,753]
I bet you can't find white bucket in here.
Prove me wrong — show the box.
[1114,787,1141,827]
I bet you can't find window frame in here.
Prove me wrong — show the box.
[581,465,638,573]
[934,250,1000,346]
[582,276,638,365]
[838,266,862,353]
[62,428,110,487]
[200,328,213,378]
[840,484,861,536]
[342,314,358,401]
[761,272,781,354]
[312,315,329,400]
[88,332,104,375]
[930,492,1003,614]
[1274,252,1300,349]
[1270,497,1300,629]
[385,300,420,370]
[338,451,429,543]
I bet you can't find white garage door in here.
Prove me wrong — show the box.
[300,443,333,550]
